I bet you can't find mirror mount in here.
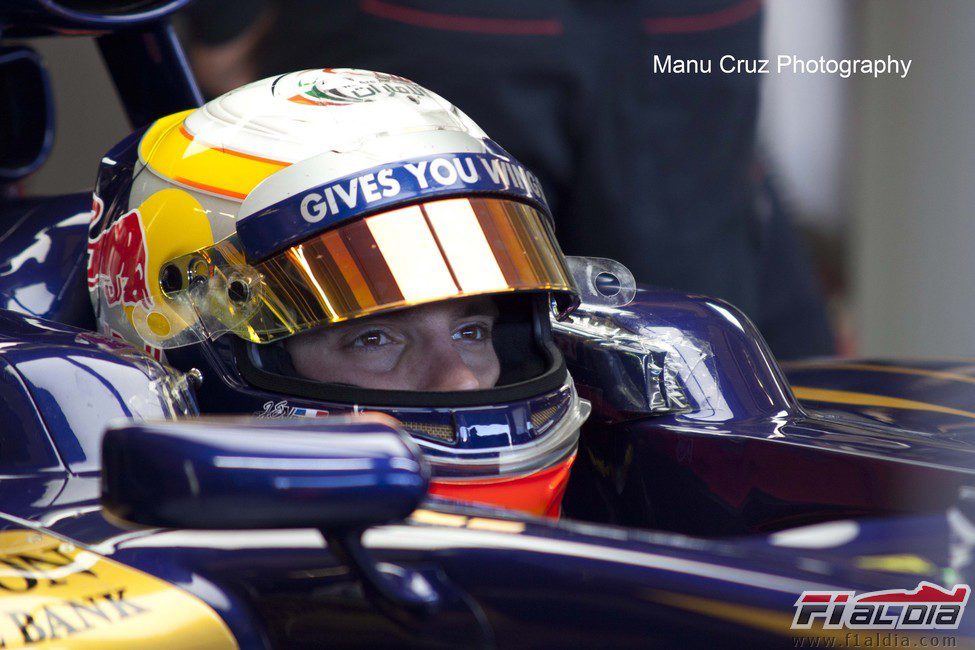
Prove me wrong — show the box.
[325,528,441,621]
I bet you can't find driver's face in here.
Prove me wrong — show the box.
[285,296,500,391]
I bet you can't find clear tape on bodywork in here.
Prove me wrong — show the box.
[125,351,200,418]
[555,256,711,414]
[69,333,199,418]
[552,310,712,416]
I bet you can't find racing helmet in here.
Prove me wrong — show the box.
[88,69,589,517]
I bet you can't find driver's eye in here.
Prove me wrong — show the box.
[353,330,393,348]
[453,324,489,341]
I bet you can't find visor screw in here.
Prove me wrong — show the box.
[159,264,183,295]
[186,368,203,389]
[228,279,250,303]
[594,272,622,298]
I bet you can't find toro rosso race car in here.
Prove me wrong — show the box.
[1,2,975,649]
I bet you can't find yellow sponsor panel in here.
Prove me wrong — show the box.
[855,554,939,576]
[791,386,975,421]
[0,529,237,649]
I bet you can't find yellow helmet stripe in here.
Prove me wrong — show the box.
[177,123,291,166]
[139,111,290,202]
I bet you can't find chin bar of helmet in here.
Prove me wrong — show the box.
[414,379,590,480]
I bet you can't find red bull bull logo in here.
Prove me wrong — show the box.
[86,196,153,310]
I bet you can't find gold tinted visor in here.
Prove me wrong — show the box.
[142,198,577,348]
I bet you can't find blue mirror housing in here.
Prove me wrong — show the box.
[101,414,430,530]
[0,46,53,183]
[0,1,193,37]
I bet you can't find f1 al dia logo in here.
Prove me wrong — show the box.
[792,582,970,630]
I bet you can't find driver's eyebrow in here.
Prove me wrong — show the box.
[455,298,499,319]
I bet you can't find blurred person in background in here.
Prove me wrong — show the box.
[181,0,834,360]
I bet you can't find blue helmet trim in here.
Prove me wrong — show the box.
[237,151,550,263]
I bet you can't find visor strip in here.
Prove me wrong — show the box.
[237,151,550,263]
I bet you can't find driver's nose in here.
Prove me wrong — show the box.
[420,345,480,391]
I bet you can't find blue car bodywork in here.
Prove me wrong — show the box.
[1,3,975,648]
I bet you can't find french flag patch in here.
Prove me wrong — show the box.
[292,407,330,418]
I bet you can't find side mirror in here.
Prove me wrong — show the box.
[101,414,429,530]
[0,46,54,183]
[102,414,441,617]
